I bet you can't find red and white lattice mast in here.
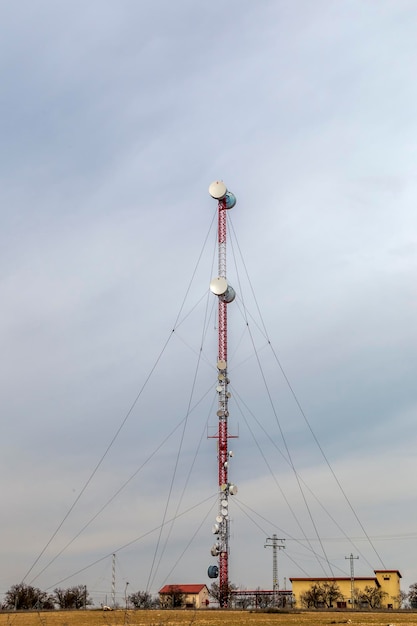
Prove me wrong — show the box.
[207,181,238,608]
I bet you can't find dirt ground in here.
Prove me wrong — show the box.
[0,609,416,626]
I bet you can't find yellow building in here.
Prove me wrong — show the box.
[290,570,401,609]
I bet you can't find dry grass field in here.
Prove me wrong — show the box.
[1,610,417,626]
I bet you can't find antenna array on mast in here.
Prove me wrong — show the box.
[207,181,238,608]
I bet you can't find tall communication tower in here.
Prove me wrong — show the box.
[207,181,238,608]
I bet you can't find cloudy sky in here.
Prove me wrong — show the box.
[1,0,417,606]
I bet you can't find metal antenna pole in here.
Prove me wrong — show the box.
[111,553,116,609]
[125,581,129,610]
[264,535,285,605]
[345,553,359,609]
[207,181,238,608]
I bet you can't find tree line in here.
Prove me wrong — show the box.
[0,582,273,611]
[4,581,417,611]
[1,584,93,610]
[0,584,159,611]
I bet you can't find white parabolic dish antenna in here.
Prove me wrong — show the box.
[210,276,228,296]
[209,180,227,200]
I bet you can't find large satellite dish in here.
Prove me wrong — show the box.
[208,180,227,200]
[210,277,228,296]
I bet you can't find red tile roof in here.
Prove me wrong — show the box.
[374,570,402,578]
[289,577,377,582]
[159,584,207,594]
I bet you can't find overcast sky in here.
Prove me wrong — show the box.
[1,0,417,606]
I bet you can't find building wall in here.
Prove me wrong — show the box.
[183,588,209,608]
[375,571,401,608]
[290,578,358,608]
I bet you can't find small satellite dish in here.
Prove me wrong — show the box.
[221,499,228,507]
[224,192,236,209]
[211,543,220,556]
[212,524,220,534]
[216,515,223,523]
[211,547,219,557]
[229,451,234,457]
[217,359,227,371]
[216,385,222,393]
[229,484,238,495]
[220,285,236,304]
[221,508,228,516]
[208,565,219,579]
[209,181,227,200]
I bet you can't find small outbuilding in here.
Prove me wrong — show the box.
[159,584,210,609]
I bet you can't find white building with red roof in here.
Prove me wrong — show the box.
[159,584,210,609]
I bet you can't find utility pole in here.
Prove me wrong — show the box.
[125,581,129,610]
[264,535,285,605]
[345,553,359,609]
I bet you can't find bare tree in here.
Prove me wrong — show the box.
[128,590,154,609]
[209,582,237,607]
[395,589,409,609]
[321,581,343,608]
[299,581,342,609]
[408,583,417,608]
[159,585,185,609]
[254,588,275,609]
[358,585,387,609]
[300,583,323,608]
[54,585,93,609]
[3,583,55,610]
